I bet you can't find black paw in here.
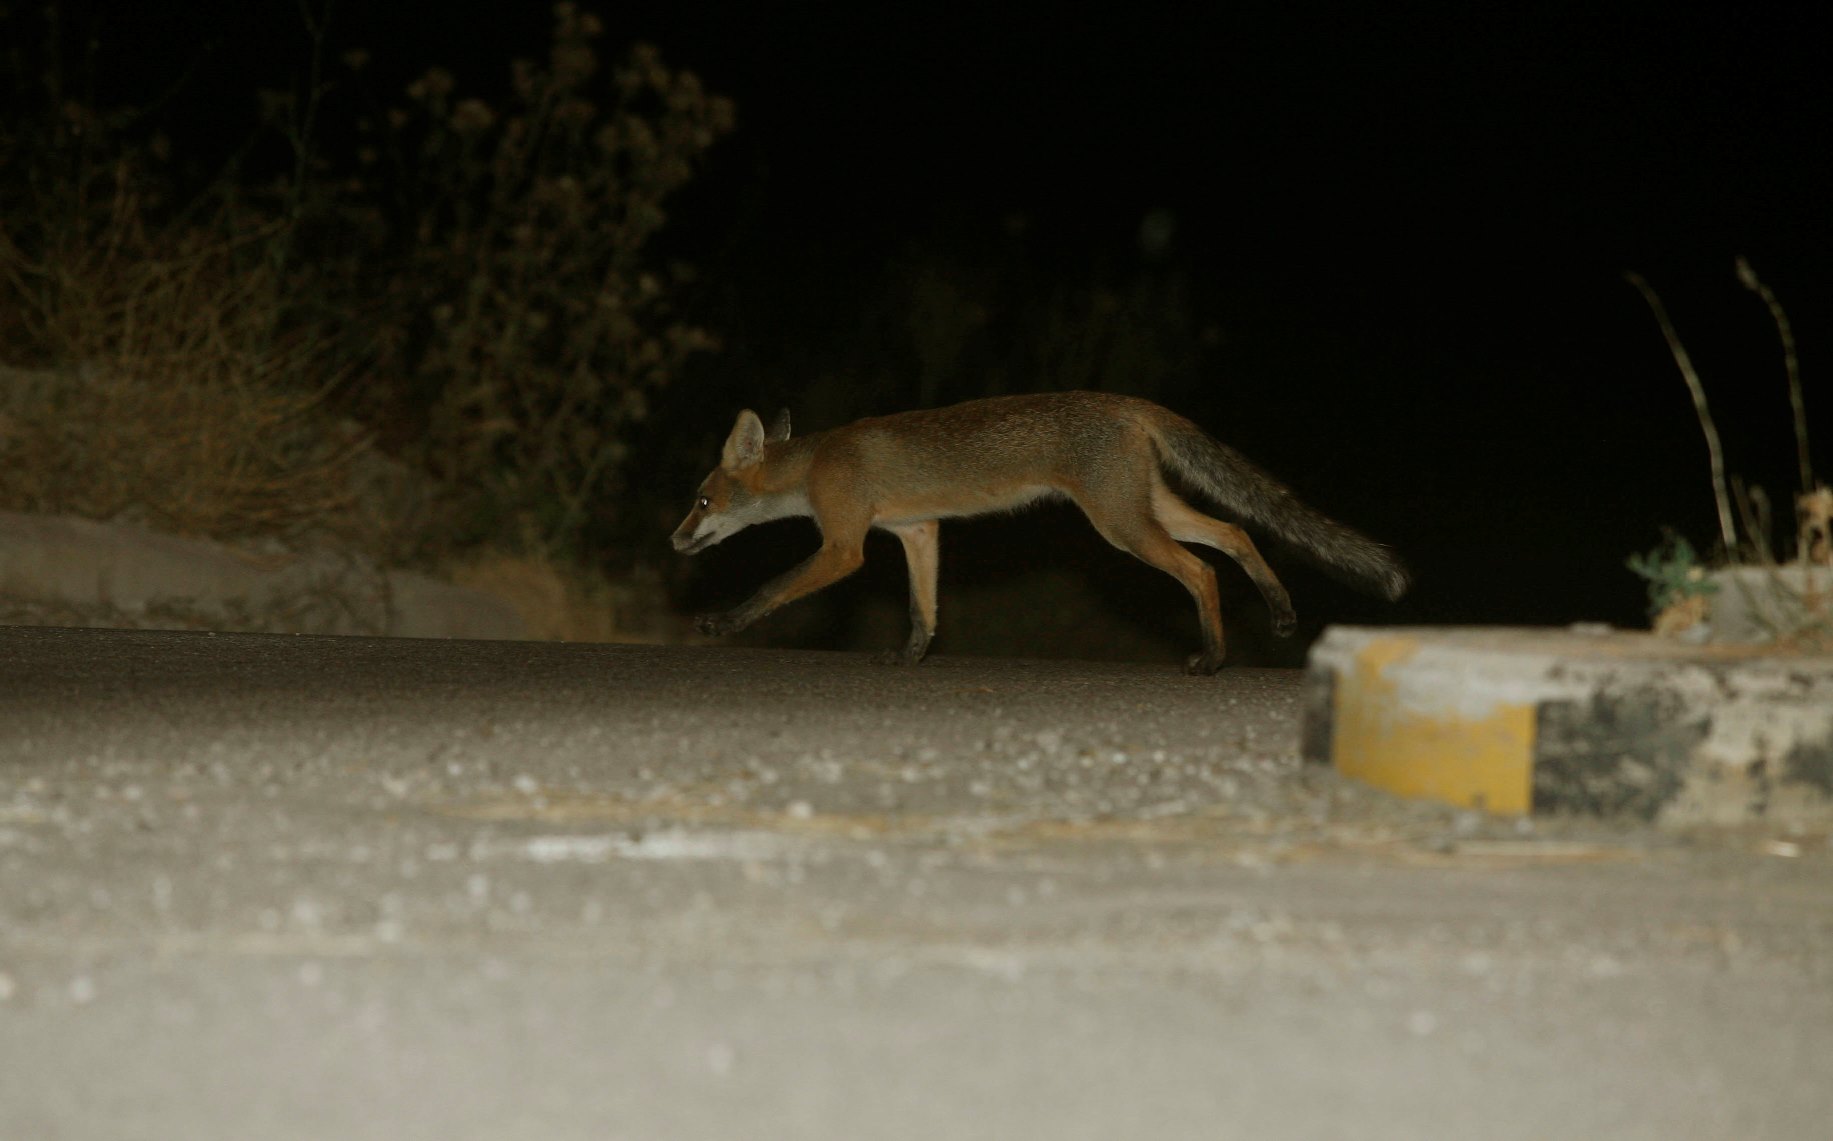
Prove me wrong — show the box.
[1271,609,1298,637]
[1183,651,1226,676]
[696,612,740,637]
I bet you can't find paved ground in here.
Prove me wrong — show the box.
[1,626,1829,1140]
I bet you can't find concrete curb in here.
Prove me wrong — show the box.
[1708,564,1832,644]
[1303,626,1833,826]
[0,510,525,640]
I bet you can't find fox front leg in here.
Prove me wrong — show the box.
[694,610,747,638]
[696,540,868,639]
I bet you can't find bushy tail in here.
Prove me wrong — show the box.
[1154,417,1410,601]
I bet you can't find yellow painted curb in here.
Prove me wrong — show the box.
[1307,625,1833,824]
[1327,634,1535,815]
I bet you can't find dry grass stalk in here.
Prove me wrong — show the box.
[1625,271,1737,555]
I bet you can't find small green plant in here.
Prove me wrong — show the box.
[1626,530,1718,619]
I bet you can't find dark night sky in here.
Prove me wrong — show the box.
[32,0,1833,655]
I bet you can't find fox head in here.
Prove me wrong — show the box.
[671,408,793,554]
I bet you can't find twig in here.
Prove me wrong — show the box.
[1731,476,1773,564]
[1625,271,1737,554]
[1735,257,1812,494]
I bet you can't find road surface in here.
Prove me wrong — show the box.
[1,626,1828,1139]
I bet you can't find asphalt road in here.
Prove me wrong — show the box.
[1,626,1829,1140]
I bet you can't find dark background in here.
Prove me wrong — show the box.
[33,0,1833,662]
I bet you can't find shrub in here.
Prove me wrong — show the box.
[0,2,732,570]
[360,4,734,560]
[0,138,367,543]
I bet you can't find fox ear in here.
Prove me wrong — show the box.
[721,409,767,471]
[766,408,792,443]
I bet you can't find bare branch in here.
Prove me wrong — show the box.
[1735,256,1812,495]
[1625,271,1737,555]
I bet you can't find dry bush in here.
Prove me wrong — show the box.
[362,3,734,560]
[0,2,731,579]
[0,164,369,543]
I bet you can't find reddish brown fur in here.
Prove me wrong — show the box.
[672,392,1404,674]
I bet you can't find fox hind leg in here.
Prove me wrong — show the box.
[1114,523,1230,675]
[1074,484,1230,675]
[1150,482,1297,637]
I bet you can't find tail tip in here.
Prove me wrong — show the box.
[1379,560,1411,602]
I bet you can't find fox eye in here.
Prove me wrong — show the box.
[697,495,710,509]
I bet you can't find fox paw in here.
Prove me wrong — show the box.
[695,612,740,638]
[1183,651,1226,676]
[1271,609,1297,637]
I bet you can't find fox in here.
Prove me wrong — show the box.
[671,391,1408,674]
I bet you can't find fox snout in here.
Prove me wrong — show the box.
[671,517,711,554]
[673,500,735,554]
